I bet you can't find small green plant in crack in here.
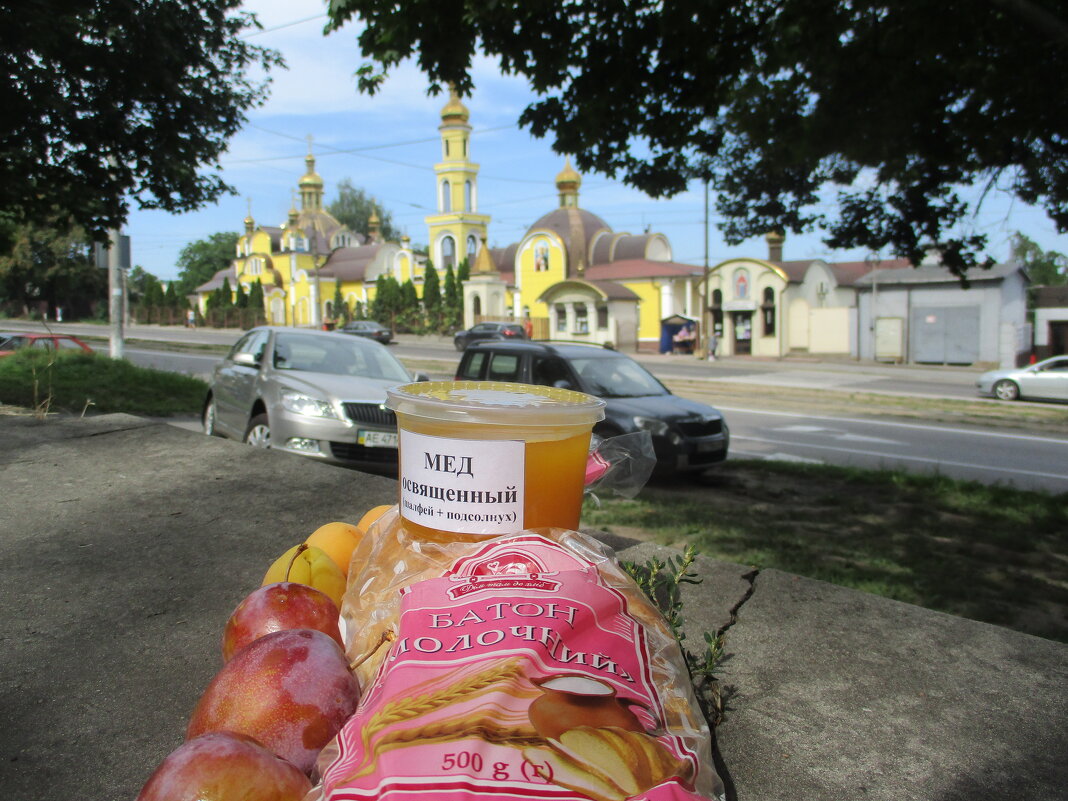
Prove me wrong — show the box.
[622,545,725,725]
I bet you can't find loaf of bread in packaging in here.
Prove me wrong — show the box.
[310,508,721,800]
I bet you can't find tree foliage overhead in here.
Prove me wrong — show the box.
[327,179,401,242]
[327,0,1068,276]
[0,1,283,243]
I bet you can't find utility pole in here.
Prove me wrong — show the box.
[701,177,711,360]
[108,227,124,359]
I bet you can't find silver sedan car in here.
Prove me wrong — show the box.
[976,355,1068,401]
[203,327,425,471]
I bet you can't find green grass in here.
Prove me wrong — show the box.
[0,349,208,417]
[582,460,1068,642]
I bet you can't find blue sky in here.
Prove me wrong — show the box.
[124,0,1066,282]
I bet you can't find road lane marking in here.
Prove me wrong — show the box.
[731,435,1068,481]
[717,406,1068,445]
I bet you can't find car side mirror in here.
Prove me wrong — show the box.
[233,351,258,366]
[412,371,431,382]
[553,379,574,390]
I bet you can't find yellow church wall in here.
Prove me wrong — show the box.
[518,233,566,318]
[750,271,787,357]
[619,280,663,342]
[397,253,412,283]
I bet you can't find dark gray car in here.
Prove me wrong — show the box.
[338,319,393,345]
[203,327,424,472]
[453,321,527,351]
[455,340,729,475]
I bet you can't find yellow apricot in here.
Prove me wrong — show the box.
[262,544,346,609]
[355,504,393,536]
[305,521,362,577]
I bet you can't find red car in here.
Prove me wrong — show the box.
[0,332,94,357]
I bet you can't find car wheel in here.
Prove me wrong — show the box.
[202,395,221,437]
[244,413,271,448]
[993,379,1020,401]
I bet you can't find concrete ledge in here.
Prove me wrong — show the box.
[2,416,1064,800]
[716,568,1068,801]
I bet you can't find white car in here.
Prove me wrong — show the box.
[976,356,1068,401]
[203,327,426,471]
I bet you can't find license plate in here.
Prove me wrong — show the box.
[696,439,722,453]
[358,430,398,448]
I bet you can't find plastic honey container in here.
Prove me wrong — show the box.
[385,381,606,539]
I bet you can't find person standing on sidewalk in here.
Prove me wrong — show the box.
[707,330,719,361]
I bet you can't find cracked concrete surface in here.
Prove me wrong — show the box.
[1,416,1065,801]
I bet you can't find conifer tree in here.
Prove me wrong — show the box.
[333,283,349,323]
[373,275,402,330]
[399,278,420,332]
[163,280,181,309]
[422,260,442,331]
[443,264,460,330]
[247,278,264,315]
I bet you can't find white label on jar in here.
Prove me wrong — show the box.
[397,430,525,535]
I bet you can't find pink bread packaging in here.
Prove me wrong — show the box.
[305,507,724,801]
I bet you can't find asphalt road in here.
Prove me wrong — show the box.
[720,405,1068,493]
[7,320,1067,492]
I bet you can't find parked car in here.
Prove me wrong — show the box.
[0,332,93,357]
[202,327,427,472]
[338,319,393,345]
[976,356,1068,401]
[455,340,729,475]
[453,321,527,351]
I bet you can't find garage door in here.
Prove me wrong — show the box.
[910,306,980,364]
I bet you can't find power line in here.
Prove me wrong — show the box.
[242,13,327,39]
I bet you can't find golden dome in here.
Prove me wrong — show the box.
[299,153,323,188]
[441,86,470,123]
[556,157,582,191]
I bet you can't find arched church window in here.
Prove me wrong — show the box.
[762,287,776,336]
[467,235,478,259]
[441,235,456,268]
[472,295,481,318]
[464,181,472,212]
[441,180,451,213]
[554,303,567,332]
[247,257,263,276]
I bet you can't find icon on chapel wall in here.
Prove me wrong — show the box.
[734,270,749,299]
[535,242,550,272]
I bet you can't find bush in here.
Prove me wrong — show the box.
[0,349,208,417]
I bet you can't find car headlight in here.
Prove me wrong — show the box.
[280,391,340,419]
[632,416,669,437]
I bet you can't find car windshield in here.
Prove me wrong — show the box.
[570,354,668,398]
[271,333,410,381]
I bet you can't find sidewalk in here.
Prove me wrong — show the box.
[1,413,1064,801]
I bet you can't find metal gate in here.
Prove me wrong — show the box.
[910,306,980,364]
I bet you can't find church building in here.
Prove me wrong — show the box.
[194,147,418,327]
[200,90,1032,366]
